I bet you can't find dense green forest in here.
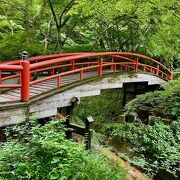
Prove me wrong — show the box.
[0,0,179,67]
[0,0,180,179]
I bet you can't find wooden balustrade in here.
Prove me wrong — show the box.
[0,52,173,102]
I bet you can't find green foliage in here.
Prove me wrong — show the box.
[73,79,180,178]
[125,78,180,121]
[73,89,123,131]
[74,0,180,66]
[107,121,180,177]
[4,116,38,142]
[0,0,179,67]
[0,119,126,179]
[173,68,180,79]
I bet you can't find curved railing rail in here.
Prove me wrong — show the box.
[0,52,173,102]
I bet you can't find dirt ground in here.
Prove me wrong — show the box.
[96,147,151,180]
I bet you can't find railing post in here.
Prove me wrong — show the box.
[143,66,146,72]
[0,69,1,84]
[150,67,152,74]
[125,64,127,70]
[113,63,116,73]
[169,72,173,80]
[120,64,123,71]
[152,68,155,74]
[156,65,159,76]
[110,59,113,70]
[135,59,138,72]
[162,73,164,78]
[20,51,30,102]
[98,59,103,76]
[51,68,55,75]
[57,76,61,88]
[70,59,75,70]
[84,116,94,150]
[80,70,83,80]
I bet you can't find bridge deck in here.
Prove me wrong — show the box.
[0,70,112,103]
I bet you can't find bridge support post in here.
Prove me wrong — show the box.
[122,85,127,107]
[65,114,72,139]
[65,97,79,139]
[98,59,103,76]
[84,116,94,150]
[20,51,30,102]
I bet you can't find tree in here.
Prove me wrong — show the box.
[73,0,180,67]
[47,0,79,52]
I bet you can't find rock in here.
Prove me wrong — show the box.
[118,115,126,123]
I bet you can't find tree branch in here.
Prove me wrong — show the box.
[59,0,75,26]
[47,0,59,29]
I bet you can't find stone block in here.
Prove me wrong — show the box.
[31,108,57,119]
[118,115,126,123]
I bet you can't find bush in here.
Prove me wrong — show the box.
[107,121,180,178]
[125,78,180,121]
[0,119,125,179]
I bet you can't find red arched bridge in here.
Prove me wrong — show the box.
[0,52,173,103]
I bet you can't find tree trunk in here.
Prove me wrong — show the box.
[44,16,53,54]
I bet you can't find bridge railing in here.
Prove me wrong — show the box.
[0,61,30,101]
[0,52,173,102]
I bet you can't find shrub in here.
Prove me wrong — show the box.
[125,78,180,121]
[0,119,125,179]
[107,121,180,178]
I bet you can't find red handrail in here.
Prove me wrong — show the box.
[0,52,173,102]
[1,53,86,65]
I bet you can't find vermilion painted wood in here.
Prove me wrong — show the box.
[20,61,30,101]
[0,52,173,102]
[0,70,1,84]
[29,52,171,73]
[30,65,100,85]
[0,84,21,88]
[2,53,84,65]
[1,74,20,81]
[110,55,136,62]
[0,64,23,71]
